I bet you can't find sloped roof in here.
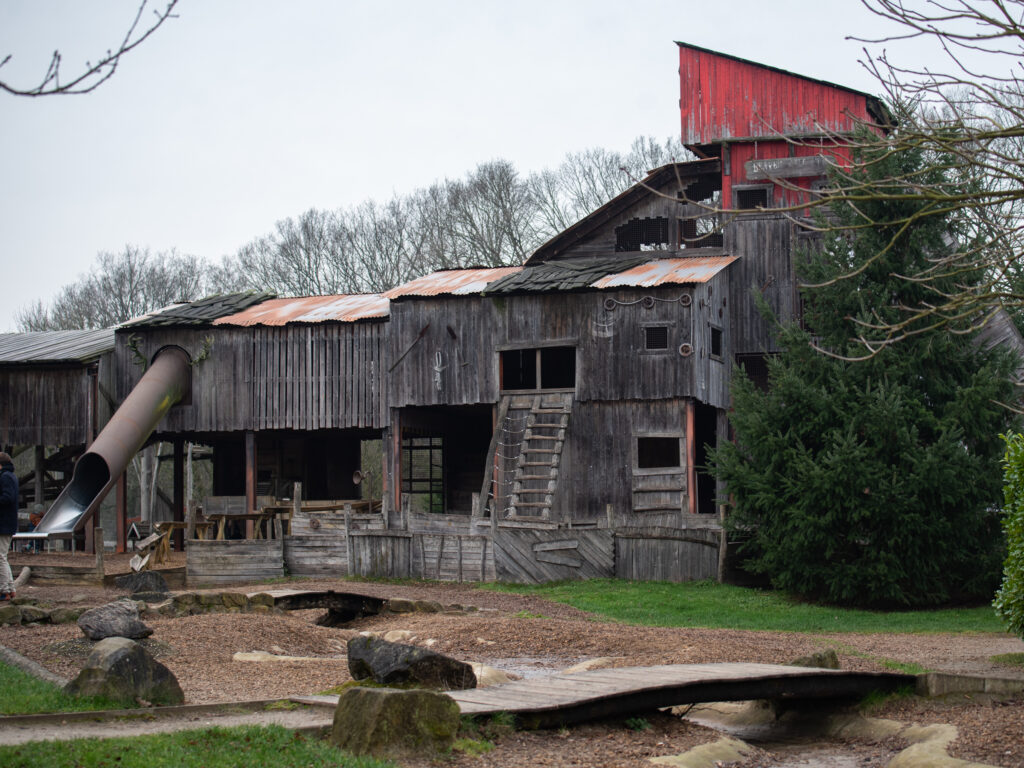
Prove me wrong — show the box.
[484,255,734,295]
[0,329,115,364]
[214,294,389,326]
[382,267,522,299]
[121,292,275,328]
[525,160,720,265]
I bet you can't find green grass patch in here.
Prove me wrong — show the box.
[991,652,1024,668]
[452,736,495,756]
[479,579,1006,634]
[0,661,126,715]
[509,610,547,619]
[0,725,394,768]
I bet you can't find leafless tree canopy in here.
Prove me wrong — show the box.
[0,1,179,97]
[781,1,1024,350]
[19,137,686,330]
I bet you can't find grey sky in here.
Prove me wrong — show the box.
[0,1,937,331]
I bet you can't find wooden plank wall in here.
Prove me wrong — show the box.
[492,528,614,584]
[614,527,720,582]
[115,321,388,433]
[186,539,284,586]
[284,535,348,577]
[689,271,731,409]
[558,399,690,528]
[349,531,412,579]
[0,364,102,445]
[413,533,494,582]
[726,216,796,356]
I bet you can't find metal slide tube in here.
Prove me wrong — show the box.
[27,347,191,537]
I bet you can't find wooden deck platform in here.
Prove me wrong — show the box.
[294,662,914,729]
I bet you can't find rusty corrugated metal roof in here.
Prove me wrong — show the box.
[213,294,390,326]
[591,256,736,288]
[121,292,276,328]
[382,267,522,299]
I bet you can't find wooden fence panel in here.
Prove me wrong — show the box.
[186,539,284,586]
[614,527,719,582]
[283,535,348,577]
[492,528,614,584]
[349,532,412,579]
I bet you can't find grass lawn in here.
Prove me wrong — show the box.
[0,725,393,768]
[481,579,1007,634]
[0,661,124,716]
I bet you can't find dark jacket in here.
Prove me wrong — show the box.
[0,460,18,536]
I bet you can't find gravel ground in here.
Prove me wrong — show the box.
[2,556,1024,767]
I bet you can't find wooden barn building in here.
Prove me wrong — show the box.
[9,44,931,584]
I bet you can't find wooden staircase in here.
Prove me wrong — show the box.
[506,392,573,520]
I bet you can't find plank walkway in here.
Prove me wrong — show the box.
[295,662,914,729]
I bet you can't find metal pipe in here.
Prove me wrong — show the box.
[25,346,191,537]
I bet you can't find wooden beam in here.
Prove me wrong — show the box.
[116,472,127,553]
[172,438,184,552]
[686,401,697,516]
[245,431,256,538]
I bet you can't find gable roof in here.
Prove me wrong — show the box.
[0,329,115,365]
[214,294,390,326]
[525,159,721,265]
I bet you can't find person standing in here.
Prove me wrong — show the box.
[0,452,19,601]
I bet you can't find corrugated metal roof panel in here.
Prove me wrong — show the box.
[214,294,390,326]
[591,256,737,288]
[0,329,115,364]
[122,292,275,328]
[382,267,522,298]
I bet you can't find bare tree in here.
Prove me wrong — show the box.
[772,0,1024,351]
[0,1,179,97]
[16,245,206,330]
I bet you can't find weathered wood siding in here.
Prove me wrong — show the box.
[284,535,348,577]
[413,533,494,582]
[349,531,412,579]
[116,321,387,432]
[186,538,284,585]
[387,296,500,408]
[492,527,614,584]
[0,357,113,446]
[725,216,797,356]
[614,527,720,582]
[557,399,689,527]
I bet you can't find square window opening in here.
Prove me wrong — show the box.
[644,326,670,350]
[540,346,576,389]
[401,435,445,514]
[637,437,681,469]
[500,349,537,390]
[735,187,770,209]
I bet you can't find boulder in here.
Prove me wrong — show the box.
[131,592,169,604]
[347,636,476,690]
[48,607,82,624]
[329,686,460,759]
[64,637,183,706]
[412,600,443,613]
[385,598,415,613]
[790,649,840,670]
[19,605,50,624]
[114,571,169,596]
[0,604,22,625]
[77,601,154,641]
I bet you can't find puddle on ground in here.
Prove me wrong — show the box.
[482,656,577,679]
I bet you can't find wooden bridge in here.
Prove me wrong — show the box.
[297,662,914,729]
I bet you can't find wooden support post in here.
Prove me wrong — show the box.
[245,431,256,539]
[686,401,697,517]
[173,438,184,552]
[94,527,104,576]
[84,523,93,555]
[116,472,127,553]
[291,481,302,537]
[605,503,614,530]
[344,511,354,576]
[34,445,45,506]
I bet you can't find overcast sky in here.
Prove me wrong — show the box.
[0,1,945,331]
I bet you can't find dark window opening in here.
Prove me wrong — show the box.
[736,353,770,392]
[710,326,723,359]
[500,348,537,390]
[694,403,718,515]
[615,217,669,252]
[644,326,669,350]
[680,217,724,248]
[501,346,576,390]
[683,177,722,204]
[637,437,681,469]
[401,435,445,514]
[735,187,770,209]
[540,346,576,388]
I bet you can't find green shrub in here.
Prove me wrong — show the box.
[994,433,1024,640]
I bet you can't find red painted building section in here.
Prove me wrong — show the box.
[677,42,887,209]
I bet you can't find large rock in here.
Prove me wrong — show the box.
[77,600,154,641]
[329,686,460,759]
[347,636,477,690]
[64,637,183,706]
[114,571,169,595]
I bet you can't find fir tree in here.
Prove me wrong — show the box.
[711,140,1019,607]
